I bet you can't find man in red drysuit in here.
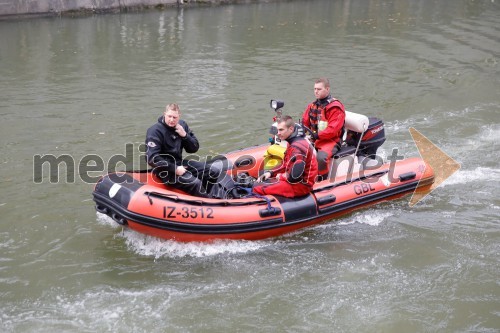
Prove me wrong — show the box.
[253,116,318,198]
[302,78,345,177]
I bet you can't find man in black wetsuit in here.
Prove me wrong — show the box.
[145,103,220,197]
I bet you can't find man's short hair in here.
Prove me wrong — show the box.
[165,103,180,113]
[315,77,330,88]
[279,115,295,128]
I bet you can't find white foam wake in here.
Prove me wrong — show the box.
[121,230,269,258]
[338,210,395,226]
[311,210,395,231]
[478,124,500,143]
[96,212,120,228]
[97,212,268,258]
[439,167,500,187]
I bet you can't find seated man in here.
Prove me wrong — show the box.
[145,103,220,197]
[302,77,345,177]
[253,115,318,198]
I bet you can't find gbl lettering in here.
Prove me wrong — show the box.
[354,183,375,195]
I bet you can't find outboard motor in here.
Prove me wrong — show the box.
[346,117,385,158]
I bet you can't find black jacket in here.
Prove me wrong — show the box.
[145,116,199,173]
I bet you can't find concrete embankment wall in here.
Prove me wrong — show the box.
[0,0,258,18]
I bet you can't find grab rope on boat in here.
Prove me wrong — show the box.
[243,191,282,217]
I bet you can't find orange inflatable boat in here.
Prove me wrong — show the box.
[93,103,434,242]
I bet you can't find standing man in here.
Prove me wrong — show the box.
[253,116,318,198]
[302,78,345,177]
[145,103,220,197]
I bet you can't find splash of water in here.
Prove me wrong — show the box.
[440,167,500,187]
[97,213,270,258]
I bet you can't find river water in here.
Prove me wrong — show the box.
[1,0,499,332]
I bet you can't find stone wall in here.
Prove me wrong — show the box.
[0,0,253,18]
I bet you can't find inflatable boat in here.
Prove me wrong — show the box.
[93,101,434,242]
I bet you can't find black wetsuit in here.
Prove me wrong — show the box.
[145,116,219,197]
